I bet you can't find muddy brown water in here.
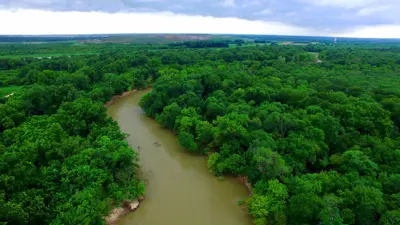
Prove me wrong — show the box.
[107,89,252,225]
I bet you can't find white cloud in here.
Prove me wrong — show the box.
[357,5,390,16]
[304,0,378,9]
[0,9,312,35]
[334,25,400,38]
[0,9,399,38]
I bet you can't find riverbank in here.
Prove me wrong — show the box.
[107,89,252,225]
[104,89,138,107]
[104,88,148,225]
[105,88,253,224]
[237,176,253,196]
[105,87,153,108]
[105,199,141,225]
[105,196,147,225]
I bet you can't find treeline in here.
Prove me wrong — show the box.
[0,43,169,57]
[139,45,400,225]
[169,40,230,48]
[0,43,99,56]
[254,40,272,44]
[0,35,109,43]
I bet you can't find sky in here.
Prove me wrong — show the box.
[0,0,399,38]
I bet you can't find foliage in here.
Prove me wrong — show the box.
[1,39,400,225]
[138,43,400,225]
[0,49,152,225]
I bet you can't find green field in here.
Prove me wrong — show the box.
[0,51,98,59]
[0,85,21,98]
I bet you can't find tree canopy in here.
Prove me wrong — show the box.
[1,40,400,225]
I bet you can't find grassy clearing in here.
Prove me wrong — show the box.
[0,52,98,59]
[279,41,309,46]
[0,86,22,98]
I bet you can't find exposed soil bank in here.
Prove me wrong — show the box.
[237,176,253,196]
[105,199,141,225]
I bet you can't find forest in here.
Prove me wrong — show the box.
[1,40,400,225]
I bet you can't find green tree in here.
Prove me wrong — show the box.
[253,147,289,180]
[155,103,182,131]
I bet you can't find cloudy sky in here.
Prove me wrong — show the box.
[0,0,399,37]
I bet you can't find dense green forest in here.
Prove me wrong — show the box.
[1,40,400,225]
[139,44,400,225]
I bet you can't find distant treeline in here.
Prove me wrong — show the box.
[241,34,400,44]
[0,35,110,43]
[1,34,399,44]
[168,39,249,48]
[169,40,231,48]
[254,40,272,43]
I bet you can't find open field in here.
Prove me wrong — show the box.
[0,85,21,98]
[0,52,98,59]
[279,41,309,46]
[78,34,215,44]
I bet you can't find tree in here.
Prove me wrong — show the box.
[178,131,198,152]
[155,103,182,131]
[330,149,379,176]
[247,179,289,225]
[252,147,289,180]
[319,195,344,225]
[339,186,385,225]
[380,210,400,225]
[54,98,108,137]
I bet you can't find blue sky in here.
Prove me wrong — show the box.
[0,0,399,37]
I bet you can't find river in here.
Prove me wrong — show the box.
[107,89,252,225]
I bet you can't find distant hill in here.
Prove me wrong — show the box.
[0,33,399,44]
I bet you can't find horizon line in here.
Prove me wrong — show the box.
[0,33,399,40]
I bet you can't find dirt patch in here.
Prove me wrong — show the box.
[237,176,253,196]
[105,199,143,225]
[4,92,14,98]
[281,41,308,46]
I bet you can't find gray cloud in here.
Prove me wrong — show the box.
[1,0,399,32]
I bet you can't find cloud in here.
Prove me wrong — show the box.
[303,0,378,9]
[256,9,272,15]
[1,9,399,38]
[222,0,235,7]
[357,5,390,16]
[0,9,314,35]
[0,0,399,35]
[335,25,400,38]
[241,1,262,8]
